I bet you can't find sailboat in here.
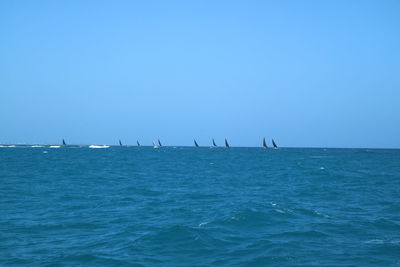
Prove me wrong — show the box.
[62,139,66,146]
[263,137,268,149]
[212,138,217,147]
[225,138,230,148]
[272,139,278,149]
[119,140,123,146]
[194,139,199,147]
[137,141,140,146]
[158,139,162,147]
[153,141,159,148]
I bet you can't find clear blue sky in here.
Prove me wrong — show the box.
[1,0,399,148]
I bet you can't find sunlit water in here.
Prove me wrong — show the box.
[1,146,399,266]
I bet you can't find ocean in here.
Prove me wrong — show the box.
[1,146,399,266]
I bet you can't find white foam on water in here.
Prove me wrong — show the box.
[320,167,325,170]
[314,210,331,219]
[89,145,110,149]
[31,145,43,148]
[50,146,60,148]
[275,209,286,214]
[43,151,48,153]
[198,222,208,227]
[7,145,16,147]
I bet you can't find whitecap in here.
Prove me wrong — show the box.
[43,151,48,153]
[49,146,60,148]
[314,210,331,219]
[31,145,43,148]
[198,222,208,227]
[320,167,325,170]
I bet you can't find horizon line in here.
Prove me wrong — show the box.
[1,143,399,150]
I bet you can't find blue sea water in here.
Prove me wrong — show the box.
[1,146,400,266]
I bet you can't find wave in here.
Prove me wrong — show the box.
[364,239,400,245]
[49,254,136,266]
[212,207,295,229]
[269,230,329,239]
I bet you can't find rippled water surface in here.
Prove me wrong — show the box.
[1,146,400,266]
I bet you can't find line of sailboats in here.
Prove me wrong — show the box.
[262,137,278,149]
[54,138,279,149]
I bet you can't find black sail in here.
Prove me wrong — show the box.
[212,138,217,147]
[62,139,66,146]
[225,138,230,148]
[194,139,199,147]
[119,140,122,146]
[272,139,278,148]
[137,141,140,146]
[158,139,162,147]
[263,137,268,148]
